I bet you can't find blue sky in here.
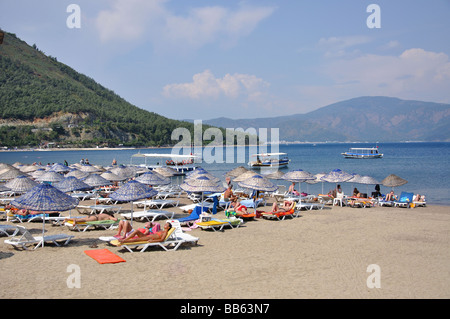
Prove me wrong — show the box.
[1,0,449,120]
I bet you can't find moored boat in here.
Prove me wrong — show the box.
[248,152,290,168]
[130,153,199,175]
[341,147,383,159]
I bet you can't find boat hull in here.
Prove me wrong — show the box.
[341,153,383,159]
[248,159,290,168]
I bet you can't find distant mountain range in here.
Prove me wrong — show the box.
[200,96,450,142]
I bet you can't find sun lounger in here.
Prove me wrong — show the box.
[167,219,199,245]
[70,192,95,201]
[317,194,333,205]
[65,219,120,232]
[133,199,179,210]
[179,202,214,213]
[394,192,414,207]
[295,201,325,212]
[177,205,209,224]
[195,219,229,231]
[0,224,19,237]
[155,191,182,199]
[4,225,74,250]
[110,227,183,253]
[120,210,174,222]
[261,203,296,221]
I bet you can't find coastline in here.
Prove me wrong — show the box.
[1,193,449,299]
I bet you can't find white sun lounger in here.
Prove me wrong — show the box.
[133,199,179,210]
[4,225,74,250]
[120,210,175,222]
[0,224,19,237]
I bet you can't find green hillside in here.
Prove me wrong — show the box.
[0,30,222,148]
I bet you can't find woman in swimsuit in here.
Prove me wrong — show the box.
[114,220,160,239]
[271,200,294,213]
[119,222,172,244]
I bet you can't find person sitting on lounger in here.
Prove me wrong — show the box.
[385,190,396,201]
[413,194,426,202]
[271,200,294,213]
[119,222,172,244]
[114,220,160,239]
[353,188,362,197]
[64,213,117,224]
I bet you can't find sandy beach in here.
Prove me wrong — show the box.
[0,194,449,300]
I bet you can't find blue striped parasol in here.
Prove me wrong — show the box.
[11,183,79,246]
[53,176,93,193]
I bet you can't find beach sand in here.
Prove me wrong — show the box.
[0,195,449,299]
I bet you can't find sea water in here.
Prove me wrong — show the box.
[1,142,449,205]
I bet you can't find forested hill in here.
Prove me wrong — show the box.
[0,30,217,148]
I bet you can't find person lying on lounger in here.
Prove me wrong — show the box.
[64,213,118,224]
[233,202,248,215]
[118,222,172,244]
[114,220,160,239]
[271,200,294,213]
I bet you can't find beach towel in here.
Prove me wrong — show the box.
[84,248,126,264]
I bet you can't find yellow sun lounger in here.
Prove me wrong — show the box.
[110,227,183,253]
[195,219,229,232]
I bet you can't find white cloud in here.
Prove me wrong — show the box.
[162,69,270,101]
[297,48,450,106]
[95,0,275,50]
[96,0,166,43]
[317,35,372,58]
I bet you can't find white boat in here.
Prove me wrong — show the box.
[248,152,290,168]
[341,147,383,159]
[131,153,199,175]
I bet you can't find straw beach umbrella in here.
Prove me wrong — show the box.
[65,169,90,180]
[321,169,354,183]
[109,180,158,226]
[36,171,64,183]
[281,169,315,195]
[381,174,408,193]
[11,184,79,247]
[225,166,249,178]
[135,171,170,186]
[0,167,24,180]
[180,175,226,213]
[110,165,137,180]
[381,174,408,188]
[237,174,278,211]
[153,167,177,177]
[357,175,380,195]
[53,176,92,193]
[82,174,113,188]
[79,164,103,173]
[185,170,220,183]
[100,171,126,182]
[5,175,38,194]
[305,172,326,194]
[233,171,257,182]
[47,163,70,173]
[320,169,354,195]
[237,174,278,193]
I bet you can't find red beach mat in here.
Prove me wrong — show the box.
[84,248,126,264]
